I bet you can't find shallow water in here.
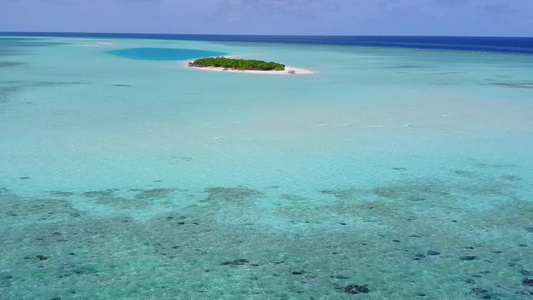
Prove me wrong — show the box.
[109,48,226,61]
[1,36,533,299]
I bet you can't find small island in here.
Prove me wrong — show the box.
[186,57,316,75]
[189,57,286,71]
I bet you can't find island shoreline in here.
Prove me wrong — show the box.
[184,61,317,75]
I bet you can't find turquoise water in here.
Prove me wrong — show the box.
[109,48,226,61]
[1,36,533,299]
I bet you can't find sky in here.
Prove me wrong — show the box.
[1,0,532,36]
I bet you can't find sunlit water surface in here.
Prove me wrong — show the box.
[1,36,533,299]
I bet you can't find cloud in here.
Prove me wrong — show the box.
[17,0,162,4]
[36,0,75,5]
[432,0,469,8]
[205,0,347,34]
[478,3,514,16]
[214,0,342,21]
[116,0,162,3]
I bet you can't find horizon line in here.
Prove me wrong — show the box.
[1,31,532,39]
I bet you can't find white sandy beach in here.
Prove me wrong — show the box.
[185,61,317,75]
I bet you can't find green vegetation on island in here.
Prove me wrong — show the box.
[189,57,285,71]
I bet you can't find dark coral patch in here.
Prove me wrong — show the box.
[205,187,263,204]
[134,188,174,200]
[220,259,249,266]
[460,256,478,261]
[471,288,492,299]
[82,189,117,198]
[292,270,305,275]
[343,284,369,294]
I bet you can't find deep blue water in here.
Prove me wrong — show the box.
[109,47,226,61]
[1,32,533,54]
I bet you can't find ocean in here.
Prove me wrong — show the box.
[1,33,532,299]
